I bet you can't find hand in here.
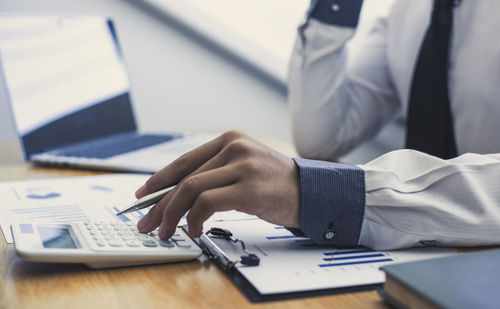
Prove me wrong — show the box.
[136,130,300,239]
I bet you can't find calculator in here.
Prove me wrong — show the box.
[11,220,202,269]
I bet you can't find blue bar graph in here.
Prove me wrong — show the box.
[318,258,393,267]
[322,253,385,262]
[114,207,130,222]
[129,210,145,220]
[318,249,393,267]
[323,249,373,256]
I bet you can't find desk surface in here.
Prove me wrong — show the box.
[0,164,386,309]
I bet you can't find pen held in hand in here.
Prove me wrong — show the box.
[116,185,175,216]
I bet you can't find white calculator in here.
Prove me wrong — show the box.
[11,220,202,269]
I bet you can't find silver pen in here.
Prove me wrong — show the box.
[115,185,175,216]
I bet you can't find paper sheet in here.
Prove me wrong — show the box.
[0,174,154,243]
[206,219,457,295]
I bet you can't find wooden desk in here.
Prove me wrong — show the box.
[0,163,386,309]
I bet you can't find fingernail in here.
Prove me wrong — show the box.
[137,216,149,230]
[159,223,173,239]
[135,184,146,197]
[158,223,166,238]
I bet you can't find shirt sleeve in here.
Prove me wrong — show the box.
[359,150,500,250]
[289,0,400,161]
[294,152,500,251]
[293,158,365,246]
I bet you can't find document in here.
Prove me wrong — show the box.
[205,219,457,295]
[0,174,154,243]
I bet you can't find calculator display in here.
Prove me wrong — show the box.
[38,226,77,249]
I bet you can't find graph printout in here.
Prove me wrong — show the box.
[0,174,153,243]
[206,219,457,295]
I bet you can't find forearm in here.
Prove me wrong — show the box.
[289,19,357,160]
[289,0,400,160]
[289,1,361,160]
[359,151,500,250]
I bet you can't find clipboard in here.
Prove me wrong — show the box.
[195,226,381,303]
[183,217,456,303]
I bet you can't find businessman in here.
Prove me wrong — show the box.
[136,0,500,250]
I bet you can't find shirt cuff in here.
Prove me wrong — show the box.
[293,158,365,246]
[308,0,364,27]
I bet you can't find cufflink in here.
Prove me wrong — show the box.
[323,223,337,240]
[324,229,336,240]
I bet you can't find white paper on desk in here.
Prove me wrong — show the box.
[205,219,457,295]
[0,174,183,243]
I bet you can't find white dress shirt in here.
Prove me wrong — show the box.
[289,0,500,249]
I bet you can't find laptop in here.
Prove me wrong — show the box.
[0,16,214,173]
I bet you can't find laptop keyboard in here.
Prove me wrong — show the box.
[52,133,181,159]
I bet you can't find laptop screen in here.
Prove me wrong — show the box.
[0,16,137,158]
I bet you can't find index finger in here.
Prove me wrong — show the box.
[135,133,226,198]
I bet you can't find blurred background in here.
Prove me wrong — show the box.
[0,0,402,164]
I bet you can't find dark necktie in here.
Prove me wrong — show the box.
[406,0,457,159]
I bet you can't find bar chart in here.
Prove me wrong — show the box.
[205,217,457,295]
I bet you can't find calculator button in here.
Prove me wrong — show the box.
[107,240,123,247]
[142,240,157,247]
[120,234,136,240]
[117,230,133,235]
[170,235,184,241]
[89,230,100,235]
[86,224,97,230]
[125,240,141,247]
[95,240,106,247]
[101,230,116,235]
[137,234,153,241]
[104,235,120,241]
[175,241,192,248]
[159,240,175,248]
